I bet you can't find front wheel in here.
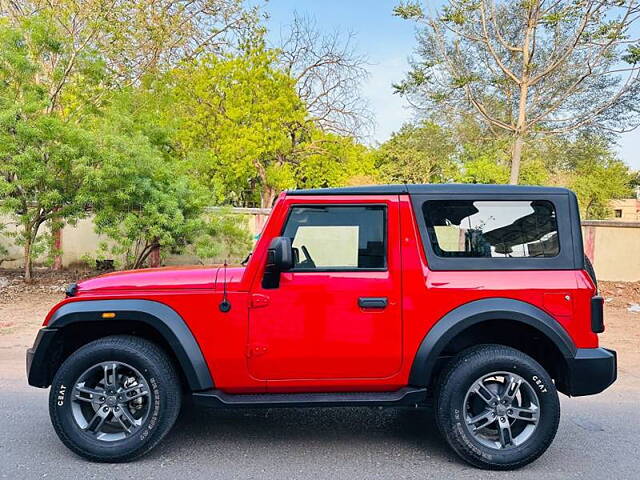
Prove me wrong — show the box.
[49,335,182,462]
[435,345,560,470]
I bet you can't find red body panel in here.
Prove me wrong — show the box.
[248,196,403,392]
[44,193,598,394]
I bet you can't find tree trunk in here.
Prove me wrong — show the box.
[510,5,535,185]
[260,186,277,209]
[52,226,63,270]
[51,208,63,270]
[148,245,161,268]
[509,134,524,185]
[134,239,159,269]
[23,236,33,283]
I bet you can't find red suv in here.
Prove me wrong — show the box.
[27,184,616,469]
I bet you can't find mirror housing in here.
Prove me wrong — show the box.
[262,236,293,288]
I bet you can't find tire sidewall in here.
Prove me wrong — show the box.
[438,350,560,468]
[50,342,172,460]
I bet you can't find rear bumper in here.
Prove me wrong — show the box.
[564,347,617,396]
[26,328,59,388]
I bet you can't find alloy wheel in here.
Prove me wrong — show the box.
[463,371,540,450]
[71,361,151,442]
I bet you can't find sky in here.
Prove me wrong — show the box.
[263,0,640,170]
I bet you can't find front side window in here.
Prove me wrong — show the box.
[282,205,386,270]
[423,200,559,258]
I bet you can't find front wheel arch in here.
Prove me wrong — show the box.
[33,299,213,392]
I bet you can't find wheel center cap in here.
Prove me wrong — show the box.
[106,396,117,407]
[496,404,507,416]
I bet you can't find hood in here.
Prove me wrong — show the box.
[77,266,220,293]
[213,266,246,291]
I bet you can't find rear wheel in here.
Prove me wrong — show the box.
[435,345,560,470]
[49,335,182,462]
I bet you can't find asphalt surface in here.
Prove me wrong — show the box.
[1,373,639,480]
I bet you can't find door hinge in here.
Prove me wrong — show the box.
[250,293,270,308]
[246,344,269,358]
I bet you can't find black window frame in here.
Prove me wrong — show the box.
[412,193,581,271]
[281,204,388,273]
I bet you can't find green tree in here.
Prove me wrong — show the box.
[0,19,101,281]
[294,132,377,189]
[193,208,253,263]
[86,132,201,269]
[394,0,640,184]
[545,135,633,218]
[170,42,307,207]
[572,157,632,219]
[1,0,258,90]
[86,87,252,269]
[375,121,457,184]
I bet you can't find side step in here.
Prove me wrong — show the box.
[192,387,427,409]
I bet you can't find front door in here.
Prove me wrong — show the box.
[248,200,402,386]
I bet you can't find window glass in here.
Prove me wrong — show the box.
[282,206,386,270]
[422,200,559,258]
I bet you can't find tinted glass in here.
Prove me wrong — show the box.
[282,206,386,270]
[422,200,559,258]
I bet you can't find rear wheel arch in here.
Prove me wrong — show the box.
[37,299,213,392]
[409,298,576,393]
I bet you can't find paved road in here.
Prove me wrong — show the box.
[1,373,639,480]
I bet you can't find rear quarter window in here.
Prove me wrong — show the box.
[412,194,579,271]
[423,200,559,258]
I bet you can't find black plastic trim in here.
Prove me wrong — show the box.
[411,192,581,271]
[26,328,60,388]
[192,387,427,408]
[568,190,586,269]
[591,296,605,333]
[358,297,388,309]
[408,298,577,387]
[287,184,571,197]
[32,299,214,391]
[564,347,616,396]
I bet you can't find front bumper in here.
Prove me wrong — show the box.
[564,347,617,396]
[26,328,59,388]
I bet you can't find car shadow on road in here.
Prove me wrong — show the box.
[147,403,458,464]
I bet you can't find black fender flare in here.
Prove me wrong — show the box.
[408,298,577,387]
[47,299,214,391]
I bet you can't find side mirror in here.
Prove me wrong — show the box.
[262,236,293,288]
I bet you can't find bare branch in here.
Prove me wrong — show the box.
[276,13,373,138]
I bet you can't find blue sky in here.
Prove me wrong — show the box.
[263,0,640,170]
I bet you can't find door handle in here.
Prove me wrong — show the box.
[358,297,388,309]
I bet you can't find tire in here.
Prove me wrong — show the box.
[49,335,182,462]
[435,345,560,470]
[584,254,598,291]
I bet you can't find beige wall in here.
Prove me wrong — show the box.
[2,211,639,282]
[609,199,640,222]
[582,221,640,282]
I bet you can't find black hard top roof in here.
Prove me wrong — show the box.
[286,184,572,196]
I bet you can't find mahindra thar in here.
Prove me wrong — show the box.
[26,184,616,469]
